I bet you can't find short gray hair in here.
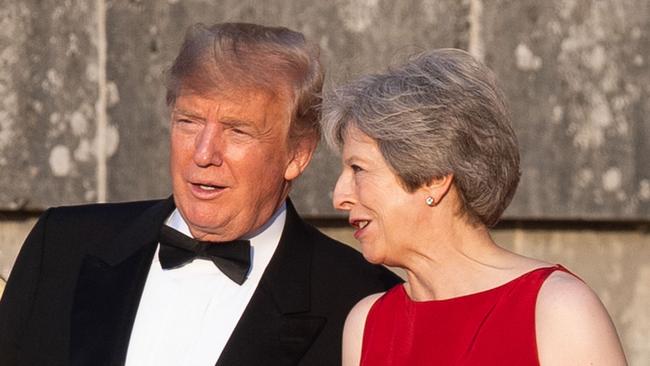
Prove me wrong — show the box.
[321,49,520,227]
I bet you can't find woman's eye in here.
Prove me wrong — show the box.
[351,164,363,173]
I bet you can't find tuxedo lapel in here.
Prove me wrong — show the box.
[70,244,157,366]
[70,197,175,366]
[216,201,326,366]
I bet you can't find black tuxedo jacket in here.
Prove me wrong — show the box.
[0,197,401,365]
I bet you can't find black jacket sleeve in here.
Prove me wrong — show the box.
[0,209,51,363]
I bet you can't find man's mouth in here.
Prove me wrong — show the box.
[197,184,220,191]
[190,182,227,197]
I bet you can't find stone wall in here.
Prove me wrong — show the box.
[2,0,648,218]
[1,0,649,364]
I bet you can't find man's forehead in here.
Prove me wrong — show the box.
[176,85,288,106]
[173,87,292,127]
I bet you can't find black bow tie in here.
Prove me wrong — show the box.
[158,226,251,285]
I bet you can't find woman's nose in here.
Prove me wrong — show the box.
[333,170,355,211]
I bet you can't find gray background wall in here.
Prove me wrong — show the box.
[0,0,648,364]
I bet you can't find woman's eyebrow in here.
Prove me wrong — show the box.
[344,155,365,165]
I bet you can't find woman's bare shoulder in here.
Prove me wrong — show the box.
[344,292,386,340]
[342,292,386,366]
[536,270,627,366]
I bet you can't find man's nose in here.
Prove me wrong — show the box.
[193,123,224,167]
[333,171,355,211]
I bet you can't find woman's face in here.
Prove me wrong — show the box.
[333,126,429,265]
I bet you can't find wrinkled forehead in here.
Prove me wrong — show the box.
[173,86,293,131]
[176,86,268,107]
[179,59,292,101]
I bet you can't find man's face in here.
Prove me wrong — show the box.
[170,87,311,241]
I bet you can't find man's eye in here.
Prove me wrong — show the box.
[229,127,251,137]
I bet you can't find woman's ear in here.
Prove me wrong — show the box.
[423,174,454,206]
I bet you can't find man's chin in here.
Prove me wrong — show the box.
[185,222,240,242]
[176,205,237,241]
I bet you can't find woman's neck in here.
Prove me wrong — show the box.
[399,221,525,301]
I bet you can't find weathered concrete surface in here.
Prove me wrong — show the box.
[1,0,648,220]
[99,0,469,208]
[320,223,650,366]
[103,0,175,202]
[479,0,650,220]
[0,1,100,208]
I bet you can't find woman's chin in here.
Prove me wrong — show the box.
[361,251,386,265]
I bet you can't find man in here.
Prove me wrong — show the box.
[0,23,401,365]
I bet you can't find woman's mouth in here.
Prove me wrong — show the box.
[351,219,371,239]
[354,220,369,229]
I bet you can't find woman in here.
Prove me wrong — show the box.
[322,49,627,365]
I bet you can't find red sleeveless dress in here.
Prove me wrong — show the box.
[360,265,568,365]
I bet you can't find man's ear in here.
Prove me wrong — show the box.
[284,135,318,181]
[422,174,454,205]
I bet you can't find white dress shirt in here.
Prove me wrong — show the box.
[125,204,286,366]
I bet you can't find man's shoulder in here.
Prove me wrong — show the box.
[301,222,402,288]
[39,198,171,241]
[307,227,365,264]
[45,198,167,224]
[49,198,165,217]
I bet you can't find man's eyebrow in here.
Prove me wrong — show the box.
[172,108,205,120]
[220,117,257,127]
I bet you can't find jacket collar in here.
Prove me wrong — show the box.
[216,198,325,365]
[89,196,175,265]
[258,199,313,314]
